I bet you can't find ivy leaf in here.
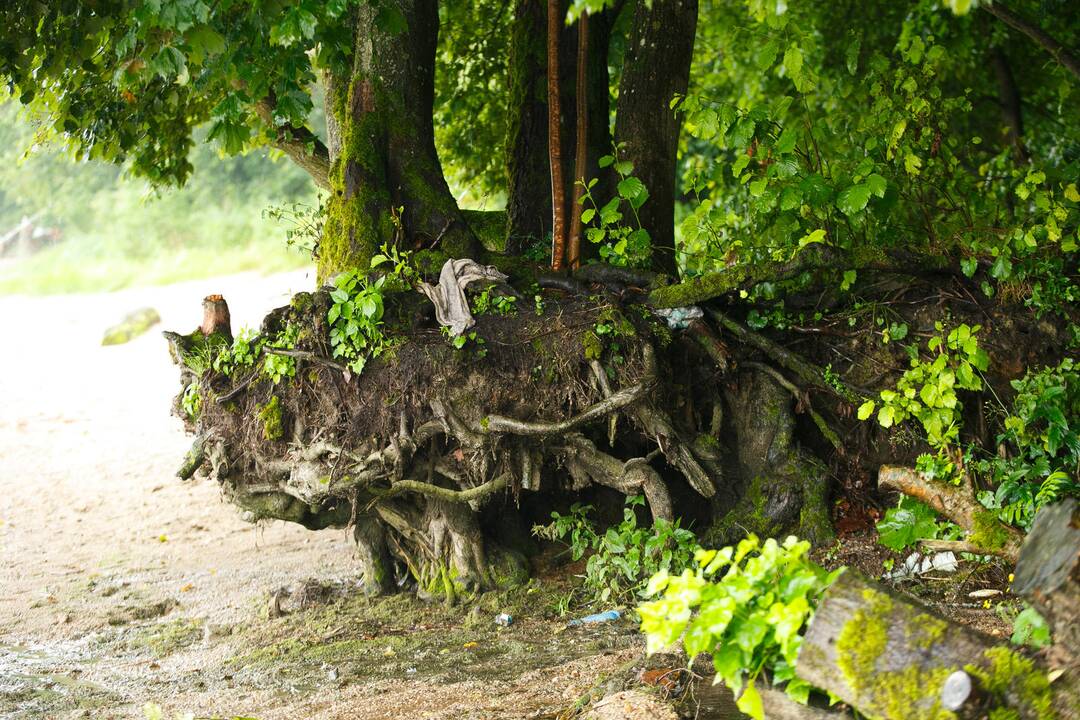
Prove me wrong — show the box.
[736,681,765,720]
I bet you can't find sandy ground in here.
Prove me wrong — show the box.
[0,271,644,719]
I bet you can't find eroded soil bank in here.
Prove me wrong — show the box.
[0,272,653,719]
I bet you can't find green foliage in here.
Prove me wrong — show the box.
[471,288,517,316]
[213,329,262,377]
[675,0,1079,307]
[1009,604,1050,650]
[975,359,1080,530]
[327,245,415,375]
[181,381,201,422]
[533,496,699,606]
[263,323,299,384]
[263,200,325,258]
[857,323,988,448]
[875,496,961,552]
[638,536,843,719]
[578,147,653,269]
[0,1,353,186]
[442,327,488,358]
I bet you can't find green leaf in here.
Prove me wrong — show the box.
[857,400,876,420]
[867,173,887,198]
[776,126,798,154]
[597,155,614,168]
[783,45,803,84]
[617,177,647,206]
[736,681,765,720]
[755,40,779,70]
[580,208,596,224]
[837,183,872,216]
[798,228,827,248]
[780,186,803,211]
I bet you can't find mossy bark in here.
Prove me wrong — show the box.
[319,0,478,280]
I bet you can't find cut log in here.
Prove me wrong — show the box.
[878,465,1024,560]
[1012,498,1080,660]
[201,294,233,342]
[797,570,1072,720]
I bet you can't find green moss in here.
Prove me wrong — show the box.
[257,396,285,441]
[128,618,203,658]
[970,509,1010,551]
[965,647,1055,719]
[582,330,604,360]
[834,589,958,719]
[462,210,508,253]
[648,267,750,308]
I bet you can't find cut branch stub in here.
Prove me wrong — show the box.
[201,294,232,342]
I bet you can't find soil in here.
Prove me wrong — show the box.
[0,271,648,720]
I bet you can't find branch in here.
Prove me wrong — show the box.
[707,309,860,402]
[982,2,1080,82]
[255,100,331,190]
[878,465,1024,560]
[743,361,842,451]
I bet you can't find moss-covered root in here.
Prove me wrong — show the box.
[705,368,835,547]
[798,571,1058,720]
[353,514,397,596]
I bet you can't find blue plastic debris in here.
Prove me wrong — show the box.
[568,609,620,626]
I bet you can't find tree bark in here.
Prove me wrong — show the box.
[319,0,478,280]
[567,11,589,270]
[614,0,698,277]
[991,47,1028,161]
[1011,499,1080,660]
[547,0,567,270]
[505,0,553,254]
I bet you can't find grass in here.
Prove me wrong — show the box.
[0,238,311,295]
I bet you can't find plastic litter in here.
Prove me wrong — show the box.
[568,609,620,626]
[653,306,703,330]
[494,613,513,627]
[886,551,959,580]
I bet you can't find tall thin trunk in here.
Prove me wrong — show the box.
[547,0,567,270]
[991,47,1028,161]
[319,0,477,280]
[614,0,697,277]
[567,12,589,270]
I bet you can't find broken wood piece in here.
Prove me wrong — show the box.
[878,465,1024,560]
[797,569,1074,720]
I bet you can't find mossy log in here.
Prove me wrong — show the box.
[797,569,1078,719]
[878,465,1025,560]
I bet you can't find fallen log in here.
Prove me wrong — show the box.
[878,465,1025,560]
[796,569,1073,719]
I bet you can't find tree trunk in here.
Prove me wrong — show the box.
[505,0,614,256]
[547,0,567,270]
[319,0,478,280]
[614,0,697,277]
[505,0,553,254]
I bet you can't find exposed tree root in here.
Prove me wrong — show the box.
[167,285,839,600]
